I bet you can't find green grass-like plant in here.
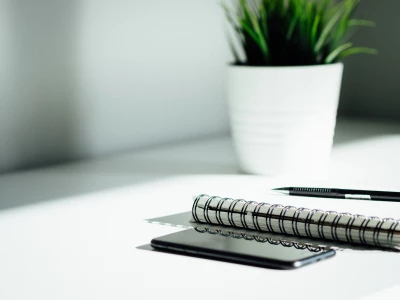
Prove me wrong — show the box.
[223,0,377,66]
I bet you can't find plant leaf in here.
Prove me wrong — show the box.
[315,1,347,53]
[259,1,268,38]
[311,14,321,49]
[238,0,267,56]
[349,19,376,27]
[226,30,241,64]
[239,0,252,24]
[338,47,378,60]
[241,21,259,45]
[287,13,299,40]
[247,5,269,60]
[324,42,353,63]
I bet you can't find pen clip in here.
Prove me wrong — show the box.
[345,194,371,200]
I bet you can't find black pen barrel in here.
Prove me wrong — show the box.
[288,187,400,201]
[338,189,400,198]
[370,195,400,201]
[290,187,343,198]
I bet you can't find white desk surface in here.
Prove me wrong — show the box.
[0,118,400,300]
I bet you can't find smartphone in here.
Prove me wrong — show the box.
[151,229,335,270]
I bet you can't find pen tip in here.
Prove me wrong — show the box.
[268,189,290,195]
[271,187,289,191]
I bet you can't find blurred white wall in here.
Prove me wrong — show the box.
[0,0,230,173]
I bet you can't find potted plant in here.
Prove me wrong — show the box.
[223,0,376,176]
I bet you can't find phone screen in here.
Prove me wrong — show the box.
[151,229,335,269]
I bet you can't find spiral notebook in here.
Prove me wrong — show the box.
[191,194,400,249]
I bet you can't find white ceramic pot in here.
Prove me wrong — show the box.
[227,63,343,176]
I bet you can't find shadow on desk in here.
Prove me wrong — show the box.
[0,118,399,212]
[0,136,240,211]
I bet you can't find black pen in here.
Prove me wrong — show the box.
[271,187,400,202]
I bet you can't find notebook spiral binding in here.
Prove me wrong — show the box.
[193,227,325,252]
[191,194,400,249]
